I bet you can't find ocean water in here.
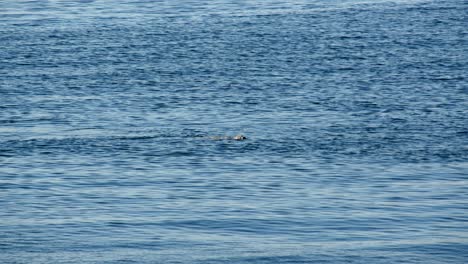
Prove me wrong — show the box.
[1,0,467,263]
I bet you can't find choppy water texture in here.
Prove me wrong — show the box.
[1,0,467,263]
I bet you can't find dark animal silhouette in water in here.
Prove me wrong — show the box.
[209,134,247,141]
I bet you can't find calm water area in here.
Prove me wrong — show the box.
[1,0,467,263]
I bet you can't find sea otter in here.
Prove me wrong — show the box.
[209,134,247,141]
[232,134,247,140]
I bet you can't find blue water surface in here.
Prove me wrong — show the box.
[1,0,467,263]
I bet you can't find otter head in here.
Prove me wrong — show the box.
[233,134,247,140]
